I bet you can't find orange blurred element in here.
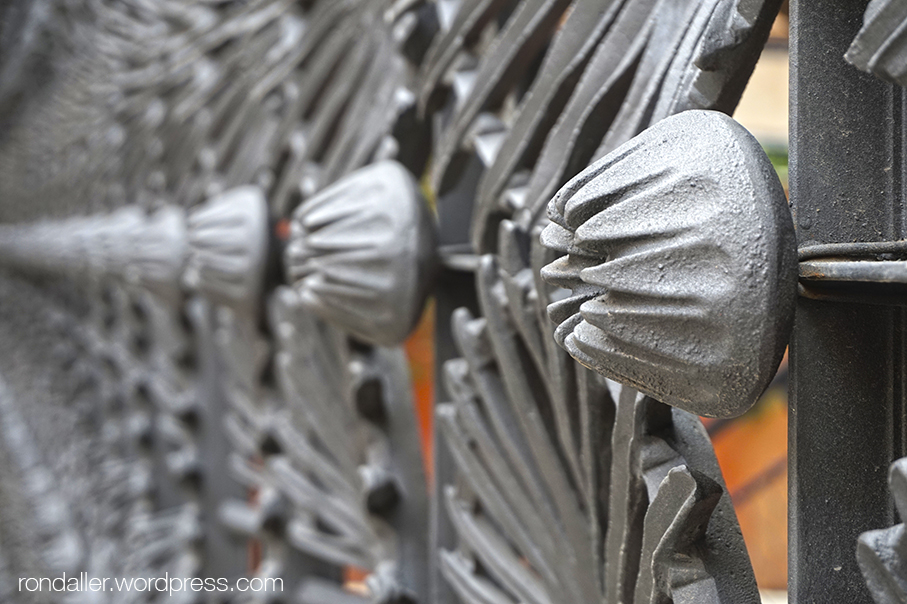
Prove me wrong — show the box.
[403,299,435,484]
[248,484,262,571]
[345,567,369,584]
[735,459,787,590]
[248,537,262,573]
[709,388,788,590]
[274,217,291,241]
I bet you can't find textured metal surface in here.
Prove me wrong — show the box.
[423,0,783,600]
[798,241,907,305]
[0,206,187,290]
[422,0,783,254]
[184,186,271,311]
[801,260,907,285]
[214,285,429,602]
[0,0,433,599]
[540,110,796,419]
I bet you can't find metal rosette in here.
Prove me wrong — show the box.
[540,111,796,419]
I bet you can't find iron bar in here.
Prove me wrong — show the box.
[789,1,907,602]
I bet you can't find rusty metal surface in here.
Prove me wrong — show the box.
[800,260,907,284]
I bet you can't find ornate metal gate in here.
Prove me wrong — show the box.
[0,1,904,603]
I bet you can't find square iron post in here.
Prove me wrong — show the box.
[789,1,907,602]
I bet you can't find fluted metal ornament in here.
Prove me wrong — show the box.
[0,0,793,598]
[541,110,797,418]
[284,160,437,346]
[435,219,760,604]
[184,186,270,311]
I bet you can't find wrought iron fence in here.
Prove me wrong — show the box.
[0,1,903,603]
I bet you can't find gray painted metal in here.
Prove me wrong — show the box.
[426,0,782,601]
[0,0,433,599]
[184,186,271,313]
[285,160,439,347]
[435,218,759,604]
[0,0,803,602]
[540,110,796,419]
[801,260,907,286]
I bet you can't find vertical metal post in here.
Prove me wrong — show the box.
[789,1,907,602]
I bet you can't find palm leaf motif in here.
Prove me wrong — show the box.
[425,0,777,601]
[418,0,782,253]
[172,1,434,601]
[435,221,759,604]
[85,279,242,591]
[0,0,785,602]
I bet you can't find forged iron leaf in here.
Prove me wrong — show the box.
[421,0,784,253]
